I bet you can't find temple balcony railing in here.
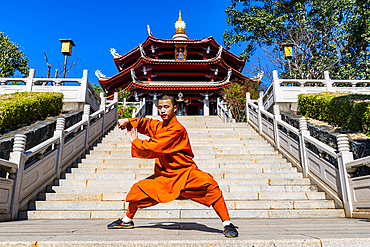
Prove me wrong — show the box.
[261,70,370,112]
[246,92,370,219]
[0,93,118,221]
[0,69,101,112]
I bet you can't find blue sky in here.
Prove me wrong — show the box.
[1,0,267,87]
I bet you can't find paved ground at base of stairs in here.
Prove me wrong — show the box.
[1,218,370,246]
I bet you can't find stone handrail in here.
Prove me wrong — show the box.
[246,92,370,218]
[0,69,101,112]
[261,70,370,111]
[217,97,234,123]
[0,92,119,221]
[123,98,146,118]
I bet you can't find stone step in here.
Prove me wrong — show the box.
[19,208,345,220]
[28,199,336,211]
[56,178,313,188]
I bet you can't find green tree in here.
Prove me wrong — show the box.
[0,32,29,78]
[222,78,261,122]
[224,0,370,80]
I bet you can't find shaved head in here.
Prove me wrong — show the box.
[159,95,177,107]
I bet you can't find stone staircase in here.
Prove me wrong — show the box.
[20,116,345,220]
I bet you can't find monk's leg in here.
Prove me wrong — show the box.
[125,198,159,219]
[212,196,230,222]
[179,169,238,237]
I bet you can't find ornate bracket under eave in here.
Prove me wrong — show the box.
[139,43,147,57]
[131,69,138,83]
[215,46,223,59]
[95,70,110,80]
[226,68,232,82]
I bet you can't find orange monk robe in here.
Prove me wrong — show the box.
[125,116,222,207]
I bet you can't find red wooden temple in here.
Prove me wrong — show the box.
[97,12,253,116]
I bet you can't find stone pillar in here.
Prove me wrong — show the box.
[100,93,106,134]
[54,118,66,179]
[113,92,119,120]
[257,94,263,135]
[203,98,209,116]
[82,104,91,151]
[299,117,310,178]
[246,92,251,123]
[9,134,27,220]
[324,71,332,92]
[273,105,281,149]
[272,70,280,102]
[336,134,354,217]
[152,93,158,116]
[26,69,35,91]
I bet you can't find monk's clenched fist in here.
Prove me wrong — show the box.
[117,119,129,130]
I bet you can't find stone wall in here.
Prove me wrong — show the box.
[0,111,83,178]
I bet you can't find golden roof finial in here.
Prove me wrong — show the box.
[175,10,186,34]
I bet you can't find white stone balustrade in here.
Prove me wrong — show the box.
[216,98,234,123]
[0,93,118,221]
[262,70,370,112]
[0,69,101,112]
[246,93,370,219]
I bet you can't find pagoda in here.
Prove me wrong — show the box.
[97,12,253,116]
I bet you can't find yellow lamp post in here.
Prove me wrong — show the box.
[59,39,76,78]
[282,43,294,77]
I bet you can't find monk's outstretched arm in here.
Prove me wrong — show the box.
[131,127,186,159]
[125,117,160,137]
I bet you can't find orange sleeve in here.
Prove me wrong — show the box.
[131,125,187,159]
[127,117,161,137]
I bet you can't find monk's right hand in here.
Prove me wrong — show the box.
[117,119,129,130]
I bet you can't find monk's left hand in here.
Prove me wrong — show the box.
[130,128,138,143]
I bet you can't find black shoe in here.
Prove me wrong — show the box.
[223,223,238,238]
[107,218,134,229]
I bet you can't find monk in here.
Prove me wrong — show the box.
[107,95,238,238]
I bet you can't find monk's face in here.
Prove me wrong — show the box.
[158,99,177,122]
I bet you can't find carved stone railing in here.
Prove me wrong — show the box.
[0,69,101,112]
[0,93,118,221]
[120,98,146,118]
[217,98,234,123]
[247,92,370,218]
[261,70,370,112]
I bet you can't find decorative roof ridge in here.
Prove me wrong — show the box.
[130,80,231,90]
[139,46,222,63]
[145,35,212,44]
[131,67,232,86]
[99,57,144,82]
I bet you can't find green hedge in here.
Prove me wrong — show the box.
[298,92,370,136]
[0,92,63,131]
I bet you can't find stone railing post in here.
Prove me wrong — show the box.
[79,70,89,103]
[324,71,332,92]
[82,104,91,151]
[299,118,310,178]
[257,93,263,135]
[152,93,158,116]
[272,70,280,103]
[273,105,281,149]
[113,92,119,120]
[246,92,251,123]
[26,69,35,92]
[100,92,106,134]
[54,118,65,179]
[336,134,354,217]
[9,134,27,219]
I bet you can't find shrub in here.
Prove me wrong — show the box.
[298,92,370,135]
[0,92,63,131]
[117,103,136,119]
[222,78,261,122]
